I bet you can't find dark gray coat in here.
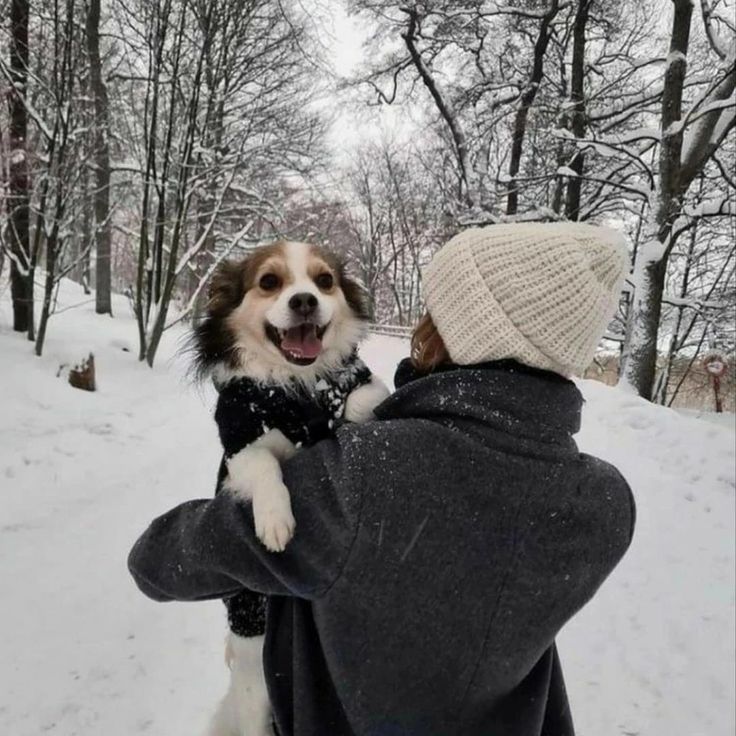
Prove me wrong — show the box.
[128,361,635,736]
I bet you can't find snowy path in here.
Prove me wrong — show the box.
[1,282,733,735]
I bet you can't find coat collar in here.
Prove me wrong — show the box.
[376,359,583,456]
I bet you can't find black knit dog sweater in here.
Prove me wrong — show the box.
[213,352,373,637]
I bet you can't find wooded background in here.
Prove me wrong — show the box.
[0,0,734,406]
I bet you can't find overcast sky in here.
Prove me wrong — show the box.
[319,3,417,163]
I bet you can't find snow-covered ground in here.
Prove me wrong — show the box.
[1,279,734,736]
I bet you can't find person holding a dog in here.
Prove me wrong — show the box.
[129,222,635,736]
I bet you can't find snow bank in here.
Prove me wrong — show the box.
[562,379,735,736]
[0,278,733,735]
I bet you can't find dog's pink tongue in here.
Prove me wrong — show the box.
[282,324,322,359]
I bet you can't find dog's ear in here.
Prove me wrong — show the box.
[316,247,371,320]
[337,262,371,321]
[190,259,247,381]
[206,259,247,317]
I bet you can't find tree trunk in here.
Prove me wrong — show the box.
[144,6,207,367]
[565,0,591,221]
[80,162,93,294]
[506,0,560,216]
[551,53,568,216]
[87,0,113,315]
[654,181,701,404]
[622,251,668,399]
[34,232,58,357]
[620,0,693,398]
[8,0,31,332]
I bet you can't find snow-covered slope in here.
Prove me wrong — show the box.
[1,279,733,736]
[563,380,735,736]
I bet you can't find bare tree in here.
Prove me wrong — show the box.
[107,0,325,365]
[6,0,31,332]
[620,0,735,398]
[653,179,736,405]
[352,0,734,400]
[343,139,451,324]
[505,0,562,215]
[564,0,592,221]
[32,0,88,356]
[351,1,647,222]
[87,0,112,315]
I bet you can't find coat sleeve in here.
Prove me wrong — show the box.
[127,432,362,602]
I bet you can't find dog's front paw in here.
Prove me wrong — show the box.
[253,493,295,552]
[257,508,296,552]
[345,377,390,424]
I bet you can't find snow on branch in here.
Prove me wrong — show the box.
[165,220,256,330]
[174,170,240,277]
[0,60,53,141]
[710,105,735,144]
[551,128,656,188]
[663,294,727,310]
[700,0,735,61]
[680,61,736,186]
[666,50,688,67]
[683,193,735,217]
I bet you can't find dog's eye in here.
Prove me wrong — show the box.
[259,273,280,291]
[315,273,334,290]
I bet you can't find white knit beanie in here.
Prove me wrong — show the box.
[422,223,629,376]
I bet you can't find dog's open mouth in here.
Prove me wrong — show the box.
[265,322,329,366]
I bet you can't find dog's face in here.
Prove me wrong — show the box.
[194,241,369,383]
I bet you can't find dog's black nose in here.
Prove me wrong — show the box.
[288,292,318,316]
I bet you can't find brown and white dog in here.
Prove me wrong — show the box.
[193,240,388,736]
[195,240,371,385]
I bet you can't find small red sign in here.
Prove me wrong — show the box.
[703,354,727,378]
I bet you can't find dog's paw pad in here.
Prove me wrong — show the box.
[255,508,296,552]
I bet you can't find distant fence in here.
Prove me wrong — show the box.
[368,323,413,339]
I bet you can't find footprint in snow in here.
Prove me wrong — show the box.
[87,422,115,436]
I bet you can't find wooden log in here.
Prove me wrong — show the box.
[68,353,96,392]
